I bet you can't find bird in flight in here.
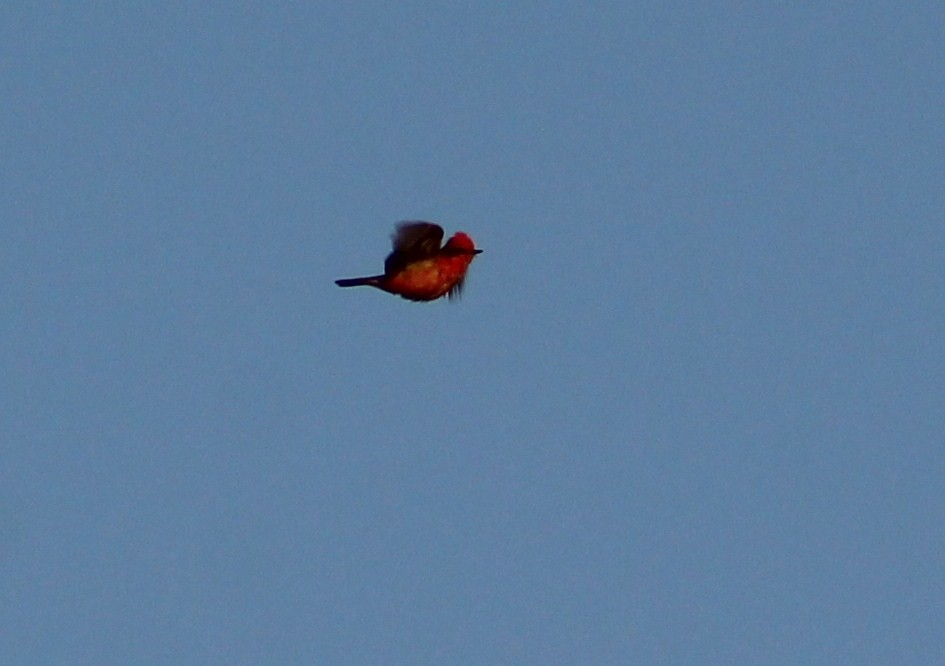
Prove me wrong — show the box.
[335,222,483,302]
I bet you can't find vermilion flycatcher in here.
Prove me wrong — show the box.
[335,222,482,302]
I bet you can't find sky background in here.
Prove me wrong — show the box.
[3,3,944,664]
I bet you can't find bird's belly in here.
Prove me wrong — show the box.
[385,261,454,300]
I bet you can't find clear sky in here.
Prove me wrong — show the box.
[3,3,944,664]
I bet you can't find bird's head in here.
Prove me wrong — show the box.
[444,232,483,255]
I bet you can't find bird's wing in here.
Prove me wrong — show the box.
[391,222,443,255]
[385,221,444,274]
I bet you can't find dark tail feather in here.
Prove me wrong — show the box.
[335,276,382,288]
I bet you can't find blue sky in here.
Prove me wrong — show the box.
[3,3,944,664]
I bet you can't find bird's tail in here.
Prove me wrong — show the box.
[335,275,383,288]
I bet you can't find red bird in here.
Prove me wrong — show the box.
[335,222,483,302]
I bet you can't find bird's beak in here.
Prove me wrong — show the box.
[473,249,483,254]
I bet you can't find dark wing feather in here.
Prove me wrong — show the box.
[390,221,443,254]
[384,221,444,274]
